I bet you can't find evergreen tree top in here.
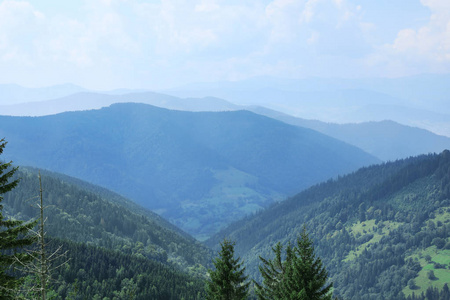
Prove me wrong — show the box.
[0,138,37,298]
[255,225,333,300]
[206,238,250,300]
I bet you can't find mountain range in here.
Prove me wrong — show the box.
[0,103,378,239]
[250,106,450,162]
[1,86,450,163]
[0,76,449,299]
[164,74,450,137]
[0,91,239,117]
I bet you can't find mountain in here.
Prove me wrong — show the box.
[336,104,450,138]
[206,151,450,299]
[0,103,378,239]
[165,74,450,113]
[2,87,449,163]
[3,166,212,272]
[0,83,87,105]
[164,74,450,137]
[3,75,450,136]
[249,106,450,162]
[0,91,239,117]
[305,120,450,162]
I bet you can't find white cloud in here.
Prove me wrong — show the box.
[0,1,44,63]
[0,0,448,89]
[0,0,146,88]
[195,0,220,12]
[376,0,450,75]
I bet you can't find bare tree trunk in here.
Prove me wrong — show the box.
[13,171,69,299]
[39,172,47,300]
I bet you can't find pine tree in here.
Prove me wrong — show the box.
[255,226,333,300]
[206,238,249,300]
[254,242,294,300]
[0,138,36,298]
[286,226,332,299]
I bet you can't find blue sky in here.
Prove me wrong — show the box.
[0,0,448,90]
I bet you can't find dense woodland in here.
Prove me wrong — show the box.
[30,238,206,299]
[207,151,450,299]
[2,167,213,275]
[1,146,450,298]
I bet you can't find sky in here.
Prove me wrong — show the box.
[0,0,449,90]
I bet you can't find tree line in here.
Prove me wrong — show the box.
[206,227,334,300]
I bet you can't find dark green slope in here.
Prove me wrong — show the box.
[0,103,378,238]
[40,239,206,299]
[207,151,450,299]
[3,167,212,273]
[33,167,192,239]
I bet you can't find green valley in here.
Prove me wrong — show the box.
[0,103,378,239]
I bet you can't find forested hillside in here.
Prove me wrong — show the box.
[0,103,378,239]
[207,150,450,299]
[3,167,212,274]
[28,238,206,299]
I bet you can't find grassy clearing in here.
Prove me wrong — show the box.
[403,246,450,297]
[175,168,285,240]
[344,219,402,261]
[403,206,450,297]
[432,250,450,265]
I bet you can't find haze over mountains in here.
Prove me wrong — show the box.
[2,0,449,297]
[0,83,87,105]
[1,75,449,298]
[1,75,449,237]
[0,103,378,239]
[164,75,450,137]
[2,74,450,122]
[0,90,239,117]
[1,75,450,163]
[251,107,450,162]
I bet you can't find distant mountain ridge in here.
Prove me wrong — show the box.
[166,74,450,113]
[249,106,450,162]
[0,103,378,239]
[2,87,449,162]
[0,91,239,117]
[0,83,87,105]
[164,74,450,137]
